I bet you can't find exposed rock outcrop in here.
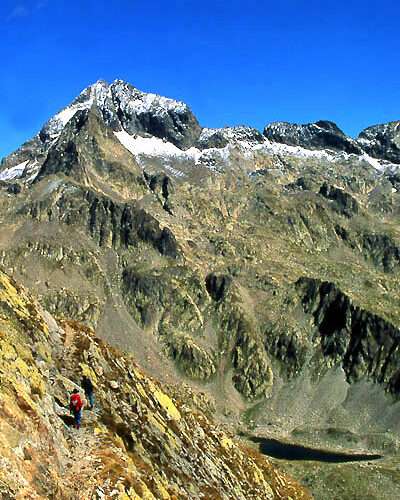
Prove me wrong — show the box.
[334,226,400,272]
[264,120,363,154]
[197,126,265,150]
[319,182,359,217]
[264,326,307,378]
[24,185,179,258]
[360,232,400,272]
[121,267,273,399]
[296,277,400,394]
[36,106,144,189]
[110,80,202,149]
[205,273,232,301]
[144,171,175,213]
[357,121,400,163]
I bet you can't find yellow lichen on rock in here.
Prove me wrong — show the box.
[79,362,99,385]
[0,271,49,335]
[35,342,52,363]
[220,435,234,450]
[0,272,30,320]
[151,385,181,421]
[0,338,17,361]
[13,357,31,378]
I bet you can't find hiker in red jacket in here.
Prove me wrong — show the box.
[69,388,84,429]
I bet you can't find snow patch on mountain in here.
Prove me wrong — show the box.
[164,165,186,178]
[40,81,113,141]
[0,159,42,183]
[44,102,93,139]
[199,126,263,143]
[127,90,186,116]
[54,106,83,127]
[115,127,391,179]
[360,153,385,171]
[78,80,110,105]
[114,128,245,176]
[261,140,337,161]
[198,126,349,164]
[25,160,41,182]
[357,121,400,146]
[0,160,30,181]
[199,145,232,164]
[114,130,201,162]
[112,80,188,117]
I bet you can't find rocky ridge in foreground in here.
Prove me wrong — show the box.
[0,268,310,499]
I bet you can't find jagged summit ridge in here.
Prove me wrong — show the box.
[39,80,110,140]
[40,79,201,149]
[198,125,265,149]
[263,120,363,155]
[1,78,400,186]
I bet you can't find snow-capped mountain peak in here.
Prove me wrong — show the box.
[111,79,189,116]
[39,80,111,141]
[1,79,400,188]
[37,79,202,151]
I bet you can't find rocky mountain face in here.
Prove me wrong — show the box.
[263,120,363,155]
[296,277,400,392]
[0,269,311,499]
[1,79,400,499]
[357,121,400,164]
[39,79,202,150]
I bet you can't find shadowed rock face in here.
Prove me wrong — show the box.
[1,138,43,171]
[110,80,202,149]
[144,171,175,213]
[357,121,400,164]
[360,233,400,272]
[296,277,400,393]
[319,183,359,217]
[334,226,400,273]
[24,184,179,258]
[205,273,232,301]
[39,79,202,151]
[35,106,146,189]
[264,120,363,154]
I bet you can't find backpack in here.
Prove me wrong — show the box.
[70,393,83,412]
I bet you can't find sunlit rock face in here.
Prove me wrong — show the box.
[357,121,400,164]
[263,120,363,155]
[0,270,311,499]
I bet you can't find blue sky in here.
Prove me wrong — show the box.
[0,0,399,158]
